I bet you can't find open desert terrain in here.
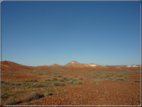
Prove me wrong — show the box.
[0,60,141,106]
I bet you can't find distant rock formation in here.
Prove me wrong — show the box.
[131,65,138,67]
[65,61,100,67]
[88,63,99,67]
[126,65,138,67]
[65,61,86,67]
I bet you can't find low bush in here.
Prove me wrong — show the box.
[59,79,65,82]
[68,78,72,81]
[30,80,38,82]
[68,80,74,84]
[116,78,126,81]
[38,73,44,75]
[134,80,140,82]
[23,92,40,102]
[45,82,52,86]
[45,79,50,82]
[11,82,21,86]
[32,83,44,88]
[54,82,65,86]
[63,77,68,81]
[58,75,63,77]
[53,78,58,81]
[1,80,7,84]
[2,86,9,91]
[78,82,83,84]
[25,83,31,89]
[2,93,7,98]
[24,80,29,82]
[5,97,16,105]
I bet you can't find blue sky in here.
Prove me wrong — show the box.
[2,2,140,66]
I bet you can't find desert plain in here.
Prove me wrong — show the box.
[0,60,141,106]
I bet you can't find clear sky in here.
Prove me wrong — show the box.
[2,2,140,66]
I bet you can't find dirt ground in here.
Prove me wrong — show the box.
[0,61,141,106]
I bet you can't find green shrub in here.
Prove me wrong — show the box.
[24,83,31,89]
[23,92,40,102]
[6,97,16,105]
[2,86,8,91]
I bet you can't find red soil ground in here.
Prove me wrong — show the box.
[1,61,141,106]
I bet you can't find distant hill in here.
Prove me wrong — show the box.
[50,64,61,67]
[1,60,140,69]
[1,60,34,70]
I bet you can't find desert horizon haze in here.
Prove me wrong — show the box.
[2,2,140,66]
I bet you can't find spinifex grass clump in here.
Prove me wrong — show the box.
[59,79,65,82]
[53,82,65,86]
[23,92,40,102]
[53,78,58,81]
[10,82,21,86]
[5,97,16,105]
[134,80,140,82]
[58,75,63,77]
[73,81,83,85]
[68,78,72,81]
[77,82,83,84]
[63,77,68,81]
[68,79,77,84]
[44,92,50,97]
[45,79,51,82]
[1,80,8,84]
[30,79,38,82]
[32,82,44,88]
[116,77,127,81]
